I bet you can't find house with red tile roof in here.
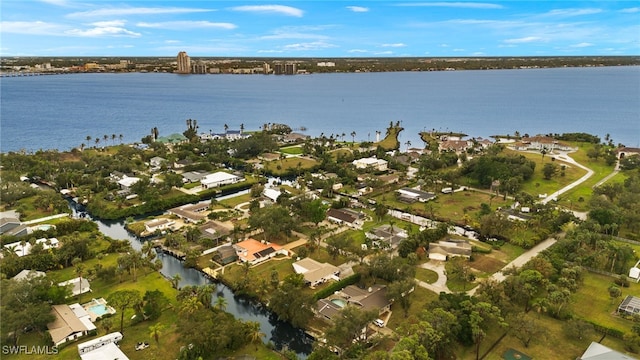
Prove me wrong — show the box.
[233,238,288,265]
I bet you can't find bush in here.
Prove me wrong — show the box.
[313,274,361,301]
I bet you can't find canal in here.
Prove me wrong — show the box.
[73,205,313,358]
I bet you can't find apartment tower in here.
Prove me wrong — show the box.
[176,51,191,74]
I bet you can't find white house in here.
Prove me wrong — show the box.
[144,218,175,234]
[201,172,244,189]
[3,237,59,257]
[630,260,640,282]
[263,188,282,202]
[352,157,388,171]
[12,269,45,281]
[292,258,340,287]
[78,332,123,356]
[396,188,436,203]
[58,277,91,297]
[117,175,140,190]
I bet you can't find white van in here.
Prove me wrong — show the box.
[373,319,385,328]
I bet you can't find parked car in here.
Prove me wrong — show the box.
[373,319,385,328]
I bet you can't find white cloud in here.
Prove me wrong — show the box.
[570,42,593,48]
[472,52,486,56]
[504,36,543,44]
[67,7,213,18]
[348,49,369,53]
[381,43,406,47]
[165,40,181,44]
[259,30,328,40]
[346,6,369,12]
[542,8,602,17]
[282,41,337,51]
[257,49,284,53]
[620,7,640,13]
[137,21,237,30]
[396,2,504,9]
[0,21,67,35]
[373,50,393,55]
[66,21,141,37]
[230,5,303,17]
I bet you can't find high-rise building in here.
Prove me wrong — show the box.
[192,61,207,74]
[176,51,190,74]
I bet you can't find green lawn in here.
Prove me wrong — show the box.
[219,192,252,208]
[572,272,639,333]
[279,145,304,155]
[263,157,319,176]
[415,267,438,284]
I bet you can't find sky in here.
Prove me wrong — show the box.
[1,1,639,57]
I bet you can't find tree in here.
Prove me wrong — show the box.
[325,306,378,355]
[388,279,416,317]
[149,323,165,344]
[510,317,545,348]
[608,284,622,304]
[268,274,313,328]
[107,290,142,334]
[374,203,389,221]
[463,300,506,360]
[214,296,227,311]
[351,131,356,144]
[542,163,557,180]
[248,205,295,242]
[171,273,181,289]
[246,321,265,350]
[143,290,170,320]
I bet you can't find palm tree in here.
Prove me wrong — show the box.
[224,124,229,133]
[72,257,84,292]
[95,138,100,146]
[111,134,116,144]
[214,296,227,311]
[405,140,412,152]
[119,134,124,143]
[103,134,109,144]
[171,274,181,289]
[246,321,265,350]
[198,284,215,309]
[86,135,92,144]
[179,296,203,315]
[350,131,356,144]
[149,323,165,345]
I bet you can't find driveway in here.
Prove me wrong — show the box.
[416,261,452,294]
[540,151,594,204]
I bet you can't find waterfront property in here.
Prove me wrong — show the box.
[168,202,210,223]
[3,237,59,257]
[144,218,176,234]
[233,238,288,265]
[326,208,366,229]
[316,284,392,321]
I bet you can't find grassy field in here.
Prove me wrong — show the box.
[262,157,319,176]
[373,126,402,151]
[415,267,439,284]
[218,192,252,208]
[279,145,304,155]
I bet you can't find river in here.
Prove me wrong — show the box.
[72,205,314,358]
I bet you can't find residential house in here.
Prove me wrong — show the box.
[169,202,209,223]
[149,156,166,168]
[12,269,45,281]
[352,157,388,172]
[47,304,95,346]
[396,187,436,203]
[428,239,472,261]
[326,208,366,229]
[629,260,640,282]
[316,285,392,321]
[200,172,244,189]
[3,237,59,257]
[233,239,288,265]
[58,277,91,297]
[616,147,640,160]
[182,170,210,183]
[117,175,140,191]
[515,136,575,152]
[282,133,309,143]
[366,225,408,249]
[292,258,340,287]
[173,158,193,169]
[0,217,27,237]
[578,342,634,360]
[199,221,231,245]
[617,295,640,316]
[212,245,238,265]
[439,140,471,153]
[144,218,175,234]
[377,174,400,185]
[263,187,282,202]
[258,153,281,162]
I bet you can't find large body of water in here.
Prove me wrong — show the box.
[2,66,639,153]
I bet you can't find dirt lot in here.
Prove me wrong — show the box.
[469,253,506,274]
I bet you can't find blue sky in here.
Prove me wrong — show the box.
[1,1,638,57]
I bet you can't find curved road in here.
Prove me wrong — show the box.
[540,151,594,204]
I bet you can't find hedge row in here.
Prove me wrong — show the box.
[313,273,361,301]
[588,321,626,339]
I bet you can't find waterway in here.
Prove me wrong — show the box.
[72,205,313,357]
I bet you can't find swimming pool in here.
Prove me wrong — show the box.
[33,224,55,231]
[88,304,109,316]
[331,299,347,308]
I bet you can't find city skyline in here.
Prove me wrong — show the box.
[1,1,639,57]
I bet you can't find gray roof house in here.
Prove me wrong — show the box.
[316,285,391,321]
[366,225,408,249]
[428,239,472,261]
[292,258,340,287]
